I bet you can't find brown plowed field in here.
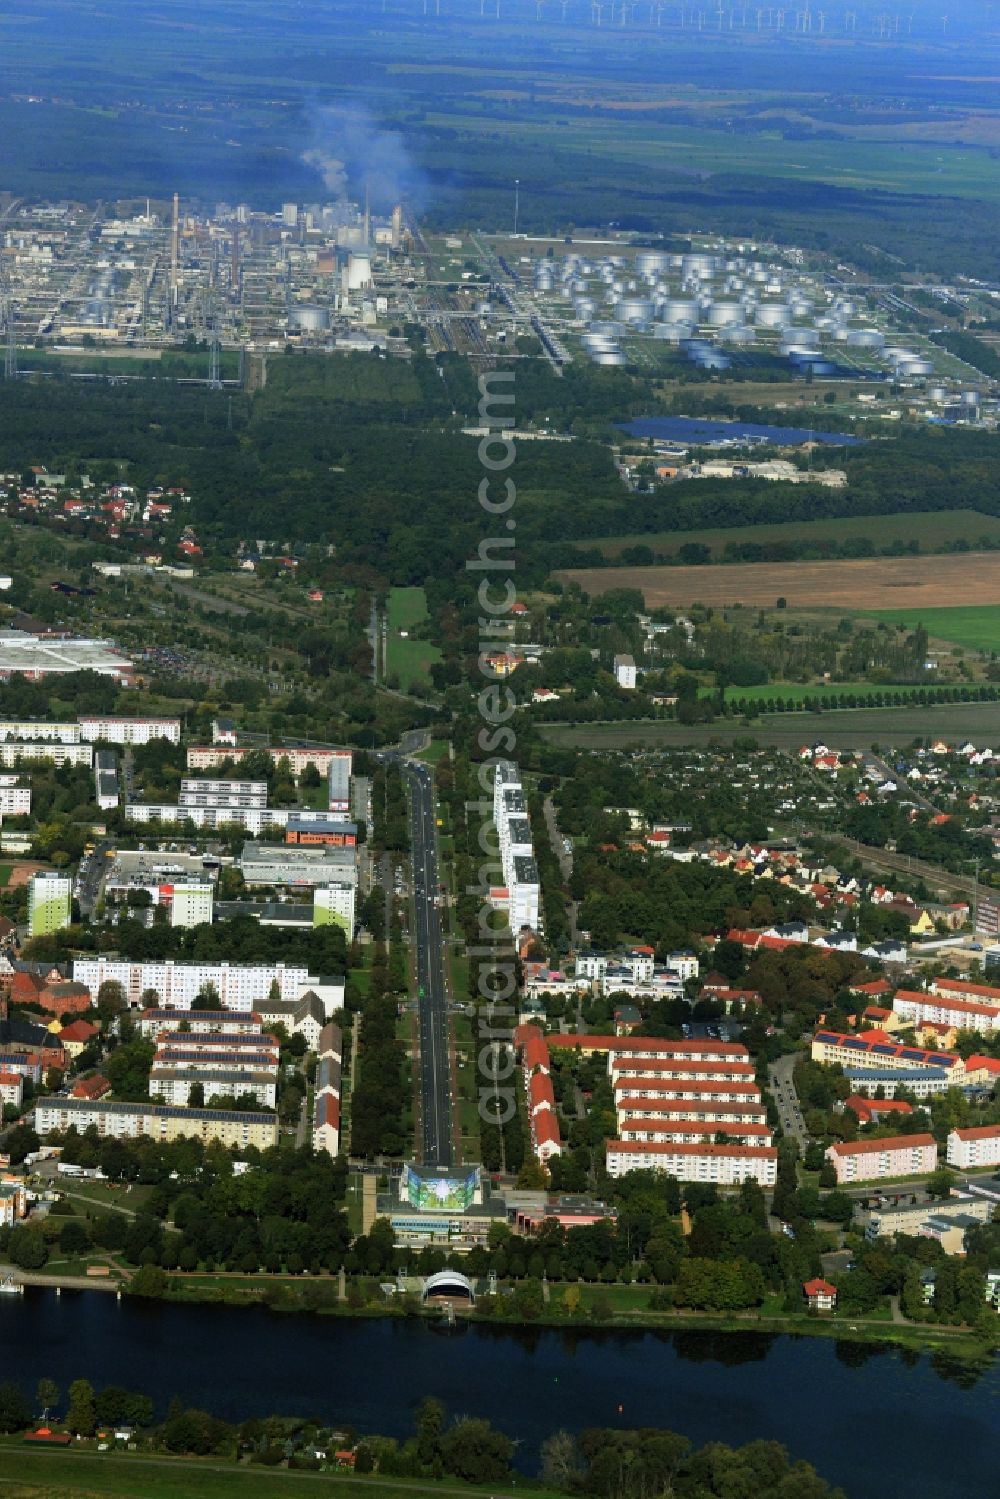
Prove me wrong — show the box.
[556,551,1000,610]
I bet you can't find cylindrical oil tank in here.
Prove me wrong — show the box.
[590,350,627,365]
[289,304,330,332]
[681,253,717,278]
[653,322,695,342]
[616,298,655,324]
[754,302,790,328]
[660,298,699,324]
[847,328,885,350]
[905,359,935,376]
[718,324,755,344]
[635,251,672,277]
[927,386,949,402]
[961,390,981,406]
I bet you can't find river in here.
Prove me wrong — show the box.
[2,1293,999,1496]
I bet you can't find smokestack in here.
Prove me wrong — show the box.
[231,228,240,301]
[364,180,370,249]
[392,203,403,249]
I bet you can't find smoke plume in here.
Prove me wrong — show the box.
[303,105,430,210]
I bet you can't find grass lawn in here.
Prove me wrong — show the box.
[386,587,430,633]
[415,739,450,766]
[0,1444,553,1499]
[594,510,1000,562]
[866,605,1000,654]
[385,587,441,692]
[0,865,12,887]
[63,1182,154,1216]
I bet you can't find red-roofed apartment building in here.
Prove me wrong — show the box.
[947,1123,1000,1170]
[825,1133,937,1184]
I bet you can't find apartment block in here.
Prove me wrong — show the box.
[33,1096,279,1149]
[72,957,312,1010]
[826,1133,938,1184]
[947,1124,1000,1171]
[605,1140,778,1185]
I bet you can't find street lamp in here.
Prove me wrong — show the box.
[514,179,520,236]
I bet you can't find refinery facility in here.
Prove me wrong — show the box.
[0,200,995,420]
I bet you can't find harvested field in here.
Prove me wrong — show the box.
[540,701,1000,751]
[556,551,1000,610]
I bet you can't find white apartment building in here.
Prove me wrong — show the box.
[179,778,269,809]
[615,1080,763,1105]
[169,881,214,928]
[148,1068,277,1109]
[826,1133,938,1184]
[605,1140,778,1185]
[0,741,92,768]
[139,1009,265,1039]
[616,1097,768,1127]
[328,754,351,813]
[613,653,637,690]
[33,1096,279,1149]
[947,1124,1000,1171]
[0,781,30,818]
[313,882,356,932]
[894,988,1000,1037]
[618,1120,773,1145]
[186,745,351,779]
[78,715,181,745]
[0,720,80,743]
[493,762,540,934]
[125,802,290,834]
[72,957,312,1011]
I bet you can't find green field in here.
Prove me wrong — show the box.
[593,511,1000,562]
[541,700,1000,750]
[0,1445,544,1499]
[385,588,441,692]
[867,605,1000,654]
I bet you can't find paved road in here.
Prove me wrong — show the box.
[406,761,453,1168]
[768,1053,809,1149]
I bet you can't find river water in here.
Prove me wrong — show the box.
[2,1292,998,1496]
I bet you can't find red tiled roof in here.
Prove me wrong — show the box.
[803,1278,837,1296]
[933,977,1000,1002]
[950,1124,1000,1141]
[829,1133,935,1157]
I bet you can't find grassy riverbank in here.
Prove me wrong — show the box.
[0,1443,545,1499]
[11,1264,993,1363]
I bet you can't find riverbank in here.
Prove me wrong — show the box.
[7,1265,993,1364]
[0,1444,547,1499]
[158,1271,996,1363]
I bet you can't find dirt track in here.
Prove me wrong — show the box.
[556,551,1000,609]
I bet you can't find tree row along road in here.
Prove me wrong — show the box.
[406,761,454,1169]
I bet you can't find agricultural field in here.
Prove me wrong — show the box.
[592,511,1000,563]
[866,605,1000,654]
[556,551,1000,611]
[385,587,441,693]
[540,701,1000,751]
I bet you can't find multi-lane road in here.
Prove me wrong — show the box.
[405,760,454,1168]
